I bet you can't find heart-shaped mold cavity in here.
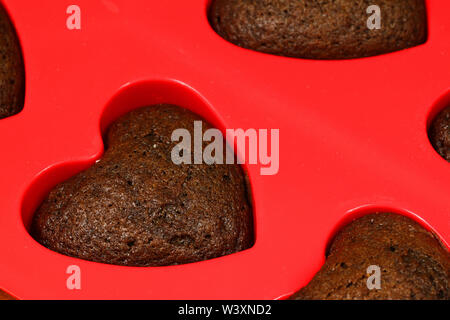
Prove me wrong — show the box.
[208,0,428,60]
[24,80,254,267]
[292,211,450,300]
[0,3,25,119]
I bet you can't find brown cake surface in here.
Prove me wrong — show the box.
[209,0,427,60]
[291,213,450,300]
[429,106,450,162]
[32,104,254,267]
[0,4,24,119]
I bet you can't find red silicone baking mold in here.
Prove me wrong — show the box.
[0,0,449,300]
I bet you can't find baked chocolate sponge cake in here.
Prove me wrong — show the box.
[209,0,427,60]
[429,106,450,162]
[31,104,254,266]
[0,4,25,119]
[291,213,450,300]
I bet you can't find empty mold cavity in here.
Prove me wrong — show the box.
[207,0,428,60]
[428,91,450,162]
[0,3,25,119]
[22,79,255,266]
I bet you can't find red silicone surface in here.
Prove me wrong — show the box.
[0,0,448,299]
